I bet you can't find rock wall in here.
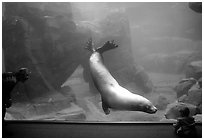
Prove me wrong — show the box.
[3,2,153,104]
[185,61,202,80]
[3,2,79,102]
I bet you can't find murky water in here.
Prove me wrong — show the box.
[3,2,202,122]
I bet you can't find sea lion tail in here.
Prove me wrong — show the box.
[85,38,96,52]
[96,40,118,54]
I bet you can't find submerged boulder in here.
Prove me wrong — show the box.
[132,65,153,93]
[178,84,202,107]
[174,78,197,98]
[113,65,153,93]
[185,60,202,80]
[164,102,200,119]
[140,51,201,74]
[155,95,169,110]
[3,3,78,101]
[189,2,202,13]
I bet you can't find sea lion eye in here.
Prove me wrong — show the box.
[146,106,150,110]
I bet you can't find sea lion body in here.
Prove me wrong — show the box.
[86,40,157,114]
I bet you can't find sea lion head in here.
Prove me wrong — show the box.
[141,101,158,114]
[133,97,157,114]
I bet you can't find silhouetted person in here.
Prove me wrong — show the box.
[173,107,197,137]
[2,68,29,121]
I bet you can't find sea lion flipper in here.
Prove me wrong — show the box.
[102,100,110,115]
[96,40,118,54]
[84,38,95,52]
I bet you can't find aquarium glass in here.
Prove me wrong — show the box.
[2,2,202,122]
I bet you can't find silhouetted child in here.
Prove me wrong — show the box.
[173,107,197,137]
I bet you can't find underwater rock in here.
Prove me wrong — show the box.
[29,102,86,121]
[141,51,201,74]
[164,102,199,119]
[198,77,202,88]
[98,12,139,84]
[133,65,153,93]
[5,112,25,120]
[189,2,202,13]
[174,78,197,98]
[155,95,169,110]
[2,14,50,100]
[114,65,153,93]
[58,86,76,103]
[185,60,202,80]
[3,3,81,102]
[32,103,86,121]
[141,53,181,74]
[6,100,86,120]
[178,84,202,107]
[198,104,202,114]
[140,53,169,73]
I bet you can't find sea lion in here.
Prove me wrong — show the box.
[85,39,157,115]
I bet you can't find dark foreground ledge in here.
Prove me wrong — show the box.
[3,120,202,138]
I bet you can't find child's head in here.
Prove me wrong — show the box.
[179,107,190,117]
